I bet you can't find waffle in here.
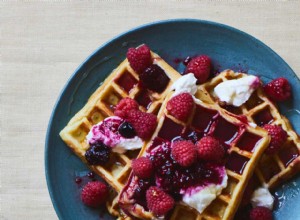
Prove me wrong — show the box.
[198,70,300,190]
[59,48,181,195]
[118,90,270,220]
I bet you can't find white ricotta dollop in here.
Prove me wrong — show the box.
[171,73,198,96]
[86,116,143,154]
[214,75,260,107]
[251,187,274,210]
[182,169,228,214]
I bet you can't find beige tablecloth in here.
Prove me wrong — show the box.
[1,1,299,219]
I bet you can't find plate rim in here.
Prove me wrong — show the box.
[44,18,299,220]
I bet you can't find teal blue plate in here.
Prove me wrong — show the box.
[45,19,300,220]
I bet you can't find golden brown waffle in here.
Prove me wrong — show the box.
[118,90,270,220]
[59,48,181,195]
[198,70,300,190]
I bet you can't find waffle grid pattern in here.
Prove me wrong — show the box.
[199,70,300,190]
[118,91,270,220]
[59,50,181,217]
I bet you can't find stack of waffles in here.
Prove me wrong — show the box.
[60,46,300,220]
[198,69,300,190]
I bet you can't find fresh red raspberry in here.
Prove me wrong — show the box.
[146,186,175,216]
[196,136,225,161]
[81,181,108,208]
[166,93,194,122]
[127,44,152,74]
[132,157,153,179]
[171,140,197,167]
[185,55,211,83]
[126,110,157,139]
[249,206,273,220]
[264,77,292,102]
[263,124,287,154]
[114,98,139,118]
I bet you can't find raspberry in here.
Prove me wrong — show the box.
[262,124,287,154]
[126,110,157,139]
[185,55,211,83]
[196,136,225,161]
[140,64,170,93]
[264,77,292,102]
[85,142,111,165]
[166,93,194,122]
[171,140,197,167]
[81,181,109,208]
[249,206,273,220]
[146,186,175,216]
[127,44,152,74]
[114,98,139,118]
[132,157,154,179]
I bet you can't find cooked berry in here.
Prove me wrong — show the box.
[87,172,95,179]
[183,56,192,66]
[126,110,157,139]
[132,157,154,179]
[263,124,287,154]
[196,136,225,161]
[75,177,82,184]
[249,206,273,220]
[166,93,194,122]
[127,44,152,74]
[133,178,153,200]
[118,121,136,138]
[146,186,175,216]
[171,140,197,167]
[264,77,291,102]
[140,64,170,93]
[81,181,109,207]
[149,140,223,194]
[85,142,111,165]
[185,55,211,83]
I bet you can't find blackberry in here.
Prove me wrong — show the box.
[85,142,111,165]
[140,64,170,93]
[118,121,136,138]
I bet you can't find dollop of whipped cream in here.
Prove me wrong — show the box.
[171,73,198,96]
[86,116,143,154]
[214,75,260,107]
[182,166,228,214]
[251,187,274,210]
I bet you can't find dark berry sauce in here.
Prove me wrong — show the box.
[226,152,249,175]
[253,107,274,126]
[134,88,152,109]
[148,140,224,196]
[237,132,262,152]
[158,117,184,141]
[278,142,299,167]
[114,71,138,93]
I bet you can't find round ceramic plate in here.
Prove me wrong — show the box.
[45,19,300,220]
